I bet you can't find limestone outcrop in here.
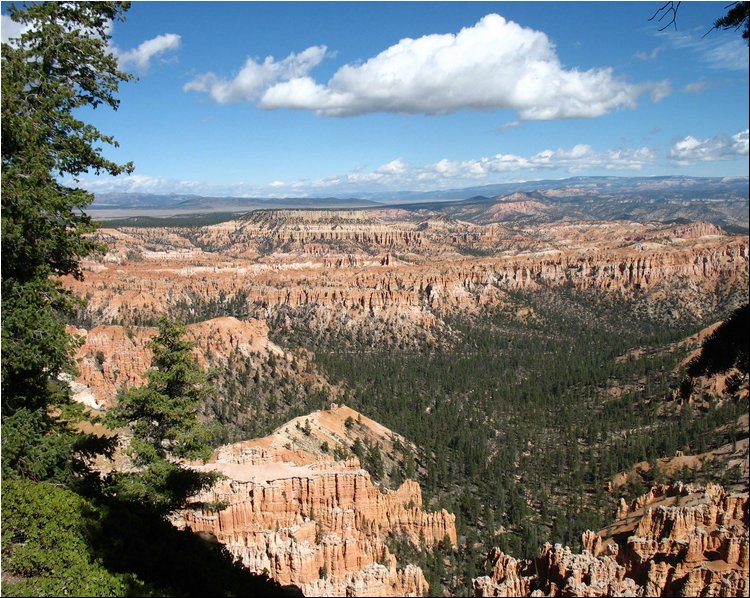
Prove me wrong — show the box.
[249,405,423,489]
[175,422,457,597]
[474,482,749,597]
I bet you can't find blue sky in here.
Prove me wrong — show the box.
[3,1,748,197]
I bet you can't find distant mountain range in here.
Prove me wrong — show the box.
[394,176,749,232]
[90,175,749,232]
[366,175,750,202]
[90,193,379,210]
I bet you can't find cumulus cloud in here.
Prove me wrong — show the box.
[76,173,177,194]
[78,141,665,198]
[188,14,665,119]
[116,33,181,72]
[417,144,655,182]
[256,144,657,195]
[670,129,749,164]
[375,158,408,175]
[184,46,328,104]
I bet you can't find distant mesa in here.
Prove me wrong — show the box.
[89,175,749,232]
[90,193,380,217]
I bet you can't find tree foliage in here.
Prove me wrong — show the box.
[105,318,220,514]
[2,478,300,597]
[650,0,749,43]
[0,5,271,595]
[687,303,749,377]
[1,479,145,597]
[1,1,133,480]
[297,286,743,592]
[711,1,749,43]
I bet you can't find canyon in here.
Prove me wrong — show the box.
[64,213,748,348]
[63,207,749,596]
[174,406,456,597]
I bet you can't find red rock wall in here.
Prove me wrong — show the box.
[70,316,283,408]
[64,221,748,331]
[474,482,749,597]
[176,443,456,597]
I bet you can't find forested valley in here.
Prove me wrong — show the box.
[3,1,748,596]
[262,289,748,594]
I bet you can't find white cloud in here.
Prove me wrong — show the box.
[635,46,664,61]
[76,141,665,198]
[375,158,408,176]
[116,33,181,72]
[682,79,730,94]
[648,80,671,102]
[497,120,521,133]
[660,28,748,72]
[670,129,749,164]
[77,173,175,194]
[732,129,750,155]
[189,14,665,119]
[2,15,178,76]
[251,144,657,195]
[683,80,711,94]
[1,14,31,44]
[418,145,655,182]
[184,46,328,104]
[75,173,274,198]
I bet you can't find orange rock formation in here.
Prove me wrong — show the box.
[175,419,457,597]
[474,482,749,597]
[69,316,286,409]
[63,216,748,343]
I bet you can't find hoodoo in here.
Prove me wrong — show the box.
[174,413,457,597]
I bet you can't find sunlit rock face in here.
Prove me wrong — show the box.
[474,482,749,597]
[173,409,457,597]
[64,216,748,350]
[69,316,284,409]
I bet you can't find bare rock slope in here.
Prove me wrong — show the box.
[474,482,748,597]
[69,316,287,409]
[174,406,457,597]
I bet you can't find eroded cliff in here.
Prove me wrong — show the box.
[69,316,288,409]
[64,215,749,349]
[174,412,457,597]
[474,482,749,597]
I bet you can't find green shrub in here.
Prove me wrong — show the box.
[1,479,144,597]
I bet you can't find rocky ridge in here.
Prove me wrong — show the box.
[253,404,422,487]
[69,316,288,409]
[64,217,748,347]
[174,409,457,597]
[473,482,749,597]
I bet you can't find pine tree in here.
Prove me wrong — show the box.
[105,318,219,514]
[366,442,385,481]
[2,1,134,481]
